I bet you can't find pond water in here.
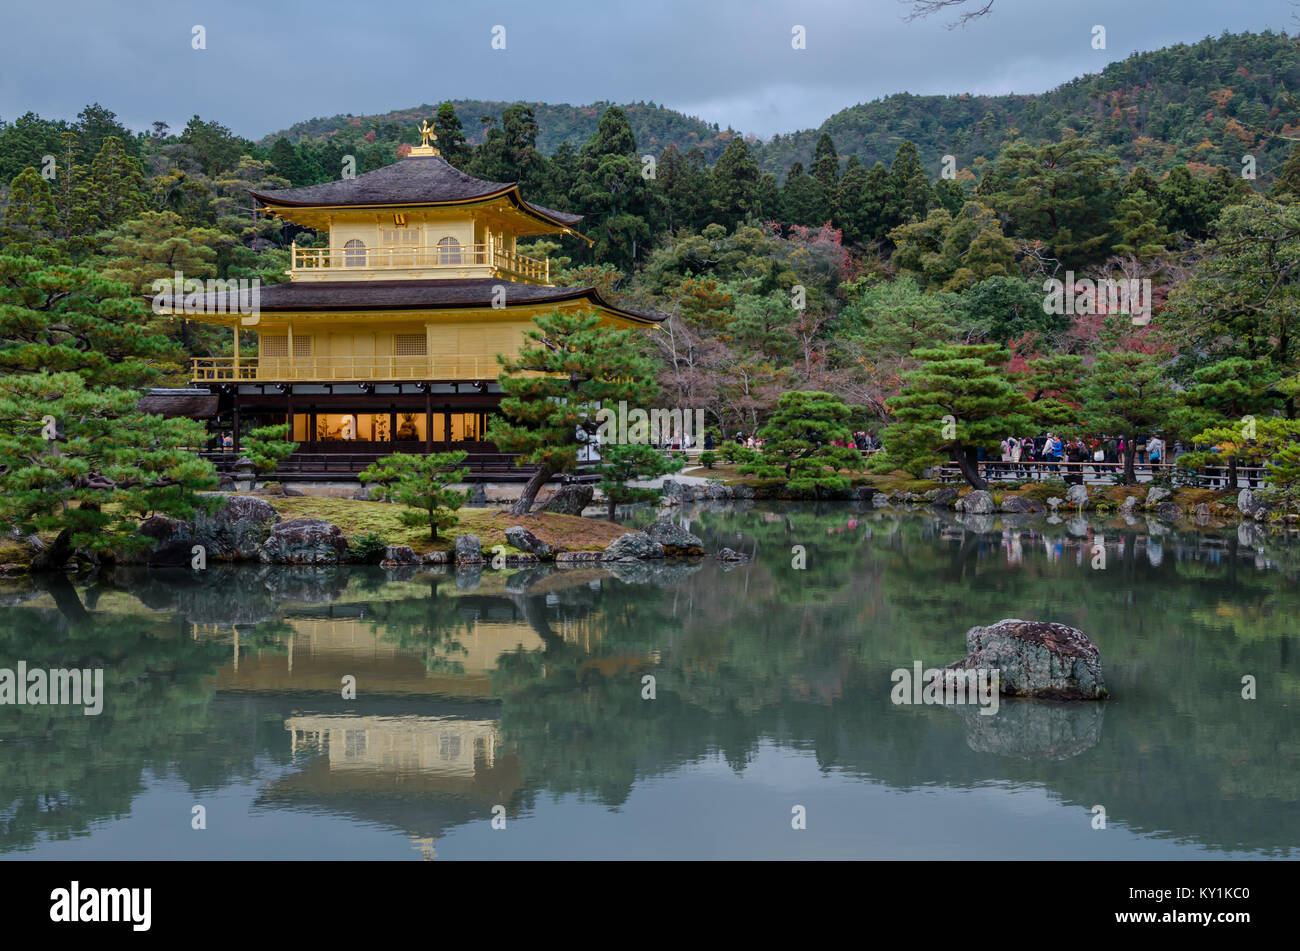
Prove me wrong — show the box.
[1,503,1296,860]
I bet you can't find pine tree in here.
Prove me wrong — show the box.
[596,443,683,520]
[241,424,300,479]
[0,254,183,387]
[0,167,61,260]
[572,107,660,268]
[82,136,147,234]
[1079,348,1173,484]
[358,451,471,540]
[977,137,1120,267]
[494,309,662,515]
[737,390,863,492]
[1110,188,1171,261]
[869,344,1033,489]
[1167,357,1278,489]
[0,370,219,569]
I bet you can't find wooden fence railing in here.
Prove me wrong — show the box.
[930,460,1268,488]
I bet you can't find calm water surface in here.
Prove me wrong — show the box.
[1,503,1296,860]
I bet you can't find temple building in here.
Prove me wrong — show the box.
[159,123,661,480]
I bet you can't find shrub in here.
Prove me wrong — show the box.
[350,531,389,564]
[700,450,717,469]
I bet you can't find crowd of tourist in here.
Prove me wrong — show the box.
[988,432,1171,483]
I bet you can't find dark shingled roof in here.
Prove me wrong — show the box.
[138,388,220,418]
[250,155,583,228]
[168,278,666,324]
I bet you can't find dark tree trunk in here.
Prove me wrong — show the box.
[1228,455,1239,491]
[511,465,555,516]
[954,445,987,490]
[607,497,617,522]
[1123,444,1137,485]
[29,527,73,572]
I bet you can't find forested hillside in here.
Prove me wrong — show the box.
[261,99,739,163]
[4,28,1300,503]
[255,31,1300,184]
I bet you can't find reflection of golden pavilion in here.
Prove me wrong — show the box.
[288,714,498,778]
[212,612,546,698]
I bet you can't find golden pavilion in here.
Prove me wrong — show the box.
[157,124,661,479]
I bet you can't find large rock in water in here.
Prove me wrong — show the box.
[1065,483,1089,508]
[604,532,665,561]
[541,483,593,515]
[644,517,704,555]
[938,619,1108,700]
[959,490,995,514]
[259,518,347,565]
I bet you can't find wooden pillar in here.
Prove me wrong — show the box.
[389,408,397,447]
[288,322,295,378]
[286,391,294,443]
[232,326,240,378]
[425,390,433,453]
[232,398,241,454]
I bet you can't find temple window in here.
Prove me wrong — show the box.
[343,239,367,267]
[437,236,462,265]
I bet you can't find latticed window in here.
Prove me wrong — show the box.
[293,335,312,357]
[437,236,462,265]
[381,227,419,265]
[395,333,427,356]
[343,239,366,267]
[261,335,288,358]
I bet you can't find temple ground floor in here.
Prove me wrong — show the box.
[193,380,531,481]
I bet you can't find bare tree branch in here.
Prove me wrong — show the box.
[900,0,996,27]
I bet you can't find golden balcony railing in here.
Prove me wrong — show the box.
[192,355,506,383]
[290,243,550,283]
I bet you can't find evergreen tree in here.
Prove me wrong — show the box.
[1168,357,1278,489]
[572,107,660,268]
[0,254,183,387]
[494,309,662,515]
[0,370,219,569]
[658,145,710,232]
[977,137,1120,267]
[358,451,472,540]
[73,136,148,250]
[737,390,863,492]
[1110,188,1172,261]
[1165,196,1300,400]
[835,157,871,244]
[889,201,1015,290]
[596,444,683,520]
[869,343,1033,489]
[0,168,61,259]
[780,162,821,226]
[709,138,760,231]
[73,103,139,162]
[433,102,471,167]
[268,137,319,187]
[811,133,840,223]
[1079,348,1174,484]
[885,141,935,233]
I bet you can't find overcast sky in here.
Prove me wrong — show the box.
[1,0,1295,140]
